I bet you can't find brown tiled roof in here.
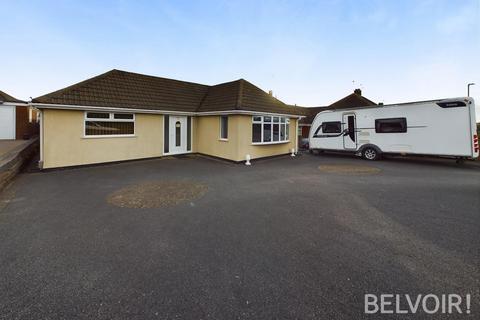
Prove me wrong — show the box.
[33,69,305,115]
[197,80,240,112]
[300,107,327,124]
[300,90,376,124]
[328,91,376,110]
[239,80,304,115]
[0,90,25,104]
[33,70,209,112]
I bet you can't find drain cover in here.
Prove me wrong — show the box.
[107,181,208,209]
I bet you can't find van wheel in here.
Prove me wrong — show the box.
[362,147,380,161]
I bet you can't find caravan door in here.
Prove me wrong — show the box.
[343,113,357,149]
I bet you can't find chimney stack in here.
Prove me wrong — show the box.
[268,90,273,96]
[354,88,362,95]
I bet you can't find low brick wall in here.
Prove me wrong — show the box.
[0,139,38,192]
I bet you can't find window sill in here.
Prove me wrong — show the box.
[219,138,229,142]
[252,140,290,145]
[82,135,137,139]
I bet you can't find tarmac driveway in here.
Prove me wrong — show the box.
[0,153,479,319]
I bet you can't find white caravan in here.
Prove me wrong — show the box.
[309,97,479,161]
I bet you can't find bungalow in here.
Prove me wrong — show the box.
[0,90,38,140]
[31,69,305,169]
[298,89,376,139]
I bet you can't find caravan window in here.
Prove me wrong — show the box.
[375,118,407,133]
[322,121,342,133]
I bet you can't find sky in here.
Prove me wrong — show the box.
[1,0,479,119]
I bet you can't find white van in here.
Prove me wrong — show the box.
[309,97,479,161]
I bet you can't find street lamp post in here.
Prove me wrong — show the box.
[467,83,475,97]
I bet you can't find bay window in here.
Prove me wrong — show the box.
[252,116,290,144]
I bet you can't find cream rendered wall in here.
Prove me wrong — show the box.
[42,110,298,168]
[42,109,164,168]
[194,115,239,160]
[195,115,297,162]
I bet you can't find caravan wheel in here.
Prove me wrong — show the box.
[362,147,380,161]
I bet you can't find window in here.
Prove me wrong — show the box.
[347,115,355,142]
[252,116,290,144]
[220,116,228,139]
[322,121,342,134]
[273,117,280,141]
[164,115,169,153]
[175,121,181,146]
[85,112,135,136]
[436,101,466,108]
[86,112,109,119]
[280,117,286,140]
[253,121,262,143]
[375,118,407,133]
[187,116,192,151]
[114,113,134,119]
[263,116,272,142]
[286,120,289,140]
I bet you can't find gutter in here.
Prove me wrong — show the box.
[1,101,29,107]
[197,110,305,119]
[30,102,306,119]
[31,103,197,116]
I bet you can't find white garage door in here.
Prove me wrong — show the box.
[0,105,15,139]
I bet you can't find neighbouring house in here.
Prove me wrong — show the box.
[298,89,376,139]
[0,90,39,140]
[31,69,306,169]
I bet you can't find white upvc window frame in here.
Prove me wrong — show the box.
[83,111,136,138]
[252,115,290,145]
[219,115,228,141]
